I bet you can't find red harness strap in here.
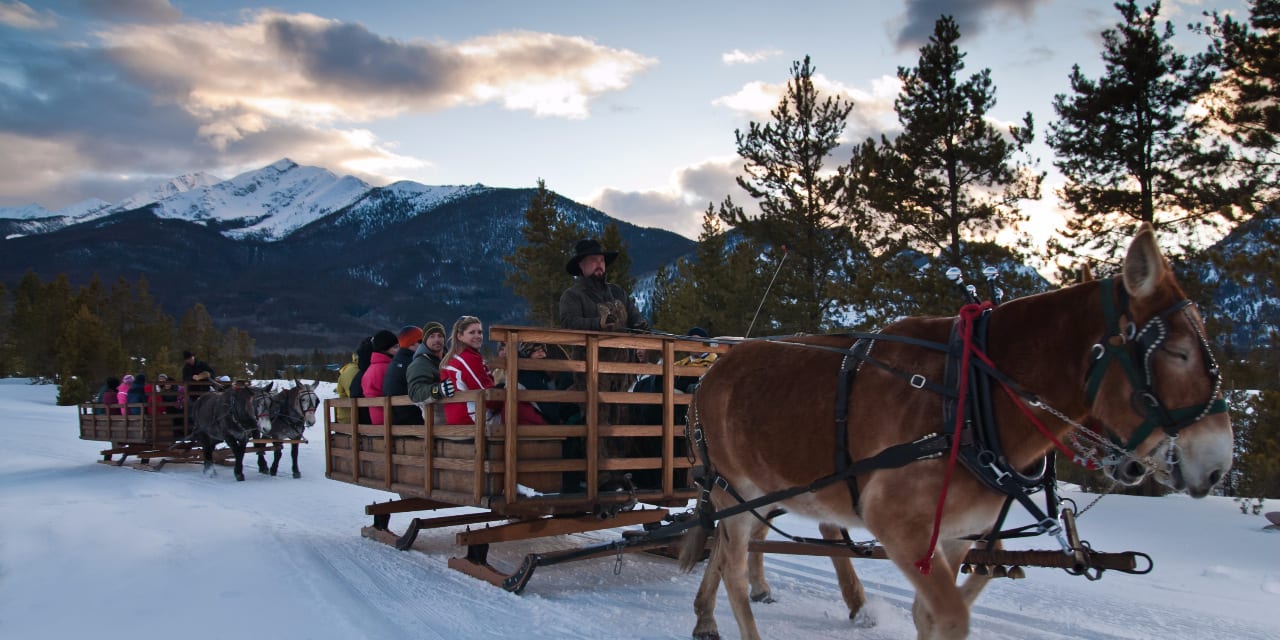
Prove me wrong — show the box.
[915,302,991,575]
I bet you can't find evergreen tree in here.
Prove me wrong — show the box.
[57,303,121,404]
[1231,389,1280,498]
[1047,0,1221,259]
[654,200,770,336]
[11,272,74,379]
[1192,0,1280,215]
[849,15,1042,318]
[600,222,635,296]
[0,282,11,377]
[503,179,588,326]
[179,303,221,369]
[723,55,855,333]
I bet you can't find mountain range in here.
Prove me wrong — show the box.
[0,159,694,351]
[1,159,1273,355]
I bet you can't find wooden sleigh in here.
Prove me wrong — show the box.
[78,381,306,471]
[324,326,729,588]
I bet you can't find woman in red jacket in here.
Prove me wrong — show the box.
[441,316,544,426]
[361,329,399,425]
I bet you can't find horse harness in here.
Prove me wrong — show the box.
[687,278,1229,557]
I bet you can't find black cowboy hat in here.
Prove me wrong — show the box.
[565,238,618,276]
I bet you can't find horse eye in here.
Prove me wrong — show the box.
[1160,347,1189,361]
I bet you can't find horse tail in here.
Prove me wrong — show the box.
[677,518,711,574]
[678,392,715,574]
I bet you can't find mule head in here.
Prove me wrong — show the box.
[295,383,319,428]
[249,385,275,436]
[1087,223,1232,498]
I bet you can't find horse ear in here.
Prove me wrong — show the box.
[266,382,275,392]
[1122,222,1165,299]
[1079,262,1094,283]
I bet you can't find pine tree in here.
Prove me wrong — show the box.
[1192,0,1280,215]
[0,282,11,377]
[849,15,1042,318]
[57,303,121,404]
[1048,0,1221,259]
[1232,389,1280,498]
[654,200,770,336]
[179,303,221,369]
[503,179,588,326]
[723,56,855,333]
[600,222,635,297]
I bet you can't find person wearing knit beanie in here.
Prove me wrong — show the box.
[397,325,424,349]
[423,321,445,339]
[371,329,398,353]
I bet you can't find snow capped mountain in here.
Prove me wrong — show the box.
[113,171,224,212]
[0,203,53,220]
[144,159,371,240]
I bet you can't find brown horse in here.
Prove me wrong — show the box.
[677,224,1232,640]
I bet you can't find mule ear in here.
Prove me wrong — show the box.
[1122,222,1165,299]
[1079,262,1094,283]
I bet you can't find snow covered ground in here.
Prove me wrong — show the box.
[2,378,1277,639]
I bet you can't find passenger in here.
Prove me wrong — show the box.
[441,316,545,426]
[516,342,575,424]
[181,350,215,382]
[673,326,718,393]
[489,341,509,388]
[150,373,181,414]
[116,374,134,415]
[334,350,359,423]
[348,336,374,424]
[383,325,424,425]
[559,238,649,332]
[126,374,148,416]
[95,376,120,414]
[407,321,455,424]
[361,330,399,425]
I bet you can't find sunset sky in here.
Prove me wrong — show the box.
[0,0,1246,238]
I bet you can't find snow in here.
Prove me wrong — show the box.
[2,378,1278,639]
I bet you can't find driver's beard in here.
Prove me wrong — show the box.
[587,272,608,288]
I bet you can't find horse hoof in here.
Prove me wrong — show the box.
[750,591,775,604]
[270,469,278,476]
[851,608,876,628]
[235,473,245,482]
[693,631,720,640]
[292,471,301,479]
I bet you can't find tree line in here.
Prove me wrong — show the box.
[505,2,1279,498]
[0,270,256,405]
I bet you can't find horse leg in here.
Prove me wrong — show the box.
[717,513,765,640]
[690,524,726,640]
[257,445,270,475]
[230,437,246,482]
[270,445,282,476]
[747,518,774,603]
[956,539,995,607]
[818,523,869,623]
[200,433,216,477]
[290,443,301,478]
[886,539,967,640]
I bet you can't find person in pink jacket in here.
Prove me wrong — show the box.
[117,374,134,415]
[440,316,544,426]
[361,330,399,425]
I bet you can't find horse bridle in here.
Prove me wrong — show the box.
[1083,278,1228,457]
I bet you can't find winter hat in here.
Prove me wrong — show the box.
[371,329,398,353]
[423,321,446,338]
[122,374,135,385]
[565,238,618,276]
[182,350,194,360]
[397,325,424,349]
[687,327,709,339]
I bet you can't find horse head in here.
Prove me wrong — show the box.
[1085,223,1232,498]
[294,380,319,428]
[247,383,275,436]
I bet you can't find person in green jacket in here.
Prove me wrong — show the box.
[334,351,359,423]
[407,321,455,424]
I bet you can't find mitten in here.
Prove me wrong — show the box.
[431,380,456,400]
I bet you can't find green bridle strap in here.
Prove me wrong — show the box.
[1084,279,1142,404]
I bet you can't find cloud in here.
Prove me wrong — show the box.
[0,1,57,29]
[81,0,181,23]
[588,158,759,240]
[721,48,782,65]
[0,10,655,208]
[713,73,903,142]
[892,0,1050,50]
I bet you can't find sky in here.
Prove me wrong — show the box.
[2,377,1279,639]
[0,0,1250,239]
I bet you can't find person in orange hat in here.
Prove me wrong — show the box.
[382,325,424,424]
